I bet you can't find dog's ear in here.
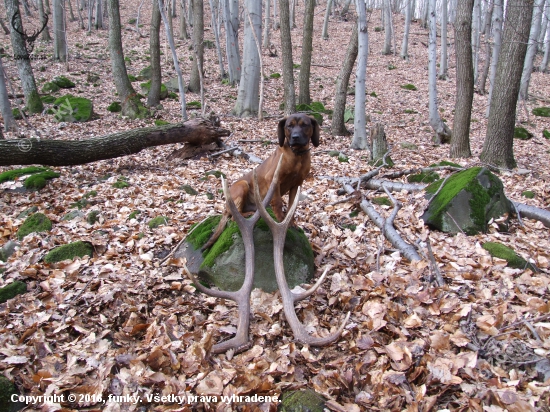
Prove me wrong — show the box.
[278,117,287,147]
[310,117,320,147]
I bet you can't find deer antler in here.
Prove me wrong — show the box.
[184,157,284,354]
[11,10,49,53]
[252,172,350,346]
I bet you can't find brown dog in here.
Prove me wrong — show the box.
[202,113,320,250]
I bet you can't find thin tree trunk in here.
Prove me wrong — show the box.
[53,0,67,61]
[298,0,315,105]
[471,0,481,82]
[351,0,369,150]
[38,0,52,40]
[0,119,230,166]
[486,0,502,115]
[0,55,18,133]
[382,0,392,54]
[401,0,411,59]
[233,0,261,117]
[450,0,474,158]
[477,0,493,93]
[159,0,188,120]
[322,0,332,39]
[179,0,189,39]
[519,0,544,100]
[540,16,550,72]
[4,0,44,114]
[438,0,448,79]
[332,22,358,136]
[209,0,226,79]
[95,0,103,28]
[223,0,241,84]
[189,0,204,93]
[263,0,271,48]
[428,0,451,143]
[279,0,296,115]
[148,0,162,107]
[480,0,534,169]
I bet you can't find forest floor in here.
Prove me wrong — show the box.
[1,1,550,411]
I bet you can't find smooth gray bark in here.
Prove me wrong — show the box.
[279,0,295,115]
[148,0,162,107]
[223,0,241,84]
[298,0,315,105]
[351,0,369,150]
[0,55,17,133]
[486,0,502,115]
[401,0,411,59]
[519,0,544,100]
[189,0,204,93]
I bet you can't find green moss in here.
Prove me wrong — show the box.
[87,210,100,225]
[41,94,56,104]
[279,389,325,412]
[44,241,94,263]
[83,190,97,199]
[270,72,281,79]
[52,94,94,122]
[400,142,418,150]
[0,166,47,183]
[401,83,417,91]
[202,220,241,269]
[107,102,122,112]
[52,75,75,88]
[372,196,391,206]
[430,160,462,168]
[482,242,536,271]
[187,101,201,109]
[24,170,60,190]
[128,210,141,220]
[0,375,17,412]
[407,171,440,183]
[42,81,60,93]
[532,107,550,117]
[154,119,170,126]
[0,281,27,304]
[148,216,169,228]
[140,81,168,99]
[521,190,535,199]
[514,127,533,140]
[543,129,550,139]
[12,108,23,119]
[181,184,198,195]
[128,74,138,82]
[17,213,52,240]
[112,177,129,188]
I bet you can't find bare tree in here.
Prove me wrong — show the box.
[263,0,271,48]
[401,0,411,59]
[519,0,544,100]
[438,0,448,79]
[189,0,204,93]
[0,55,18,133]
[486,0,502,115]
[279,0,295,115]
[382,0,392,54]
[95,0,103,28]
[322,0,332,39]
[4,0,44,113]
[332,22,358,136]
[541,14,550,72]
[37,0,52,41]
[148,0,162,107]
[209,0,226,79]
[298,0,315,105]
[179,0,189,39]
[53,0,67,61]
[428,0,451,143]
[233,0,261,116]
[476,0,493,93]
[471,0,481,81]
[351,0,369,150]
[451,0,474,158]
[222,0,241,84]
[480,0,534,168]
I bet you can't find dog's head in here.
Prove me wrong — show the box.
[277,114,320,150]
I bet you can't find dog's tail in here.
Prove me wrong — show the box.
[201,213,230,251]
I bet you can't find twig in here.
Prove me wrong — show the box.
[161,216,211,265]
[425,237,444,286]
[238,139,274,144]
[208,146,239,158]
[499,313,550,332]
[445,211,466,235]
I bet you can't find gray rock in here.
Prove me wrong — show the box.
[0,241,19,263]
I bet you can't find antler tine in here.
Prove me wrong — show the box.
[292,265,330,302]
[252,176,349,346]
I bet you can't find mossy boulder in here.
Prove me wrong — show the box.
[0,166,48,183]
[422,167,512,235]
[42,81,60,94]
[44,241,94,263]
[0,281,27,304]
[17,213,52,240]
[52,94,94,122]
[543,129,550,139]
[407,171,440,183]
[148,216,169,229]
[278,389,325,412]
[52,75,75,89]
[482,242,537,271]
[175,215,315,292]
[23,170,60,190]
[0,375,18,412]
[138,65,153,80]
[140,81,168,100]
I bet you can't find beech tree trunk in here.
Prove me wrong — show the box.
[331,22,358,136]
[37,0,52,41]
[519,0,544,100]
[438,0,448,79]
[223,0,241,85]
[148,0,162,107]
[480,0,534,169]
[279,0,296,114]
[486,0,503,115]
[451,0,474,158]
[4,0,44,114]
[401,0,411,59]
[189,0,204,93]
[298,0,315,105]
[351,0,369,150]
[0,119,230,166]
[0,55,17,133]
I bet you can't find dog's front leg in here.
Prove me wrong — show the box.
[271,186,286,222]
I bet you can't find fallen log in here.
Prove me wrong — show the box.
[0,118,231,167]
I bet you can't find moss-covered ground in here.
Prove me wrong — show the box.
[17,213,52,240]
[44,241,94,263]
